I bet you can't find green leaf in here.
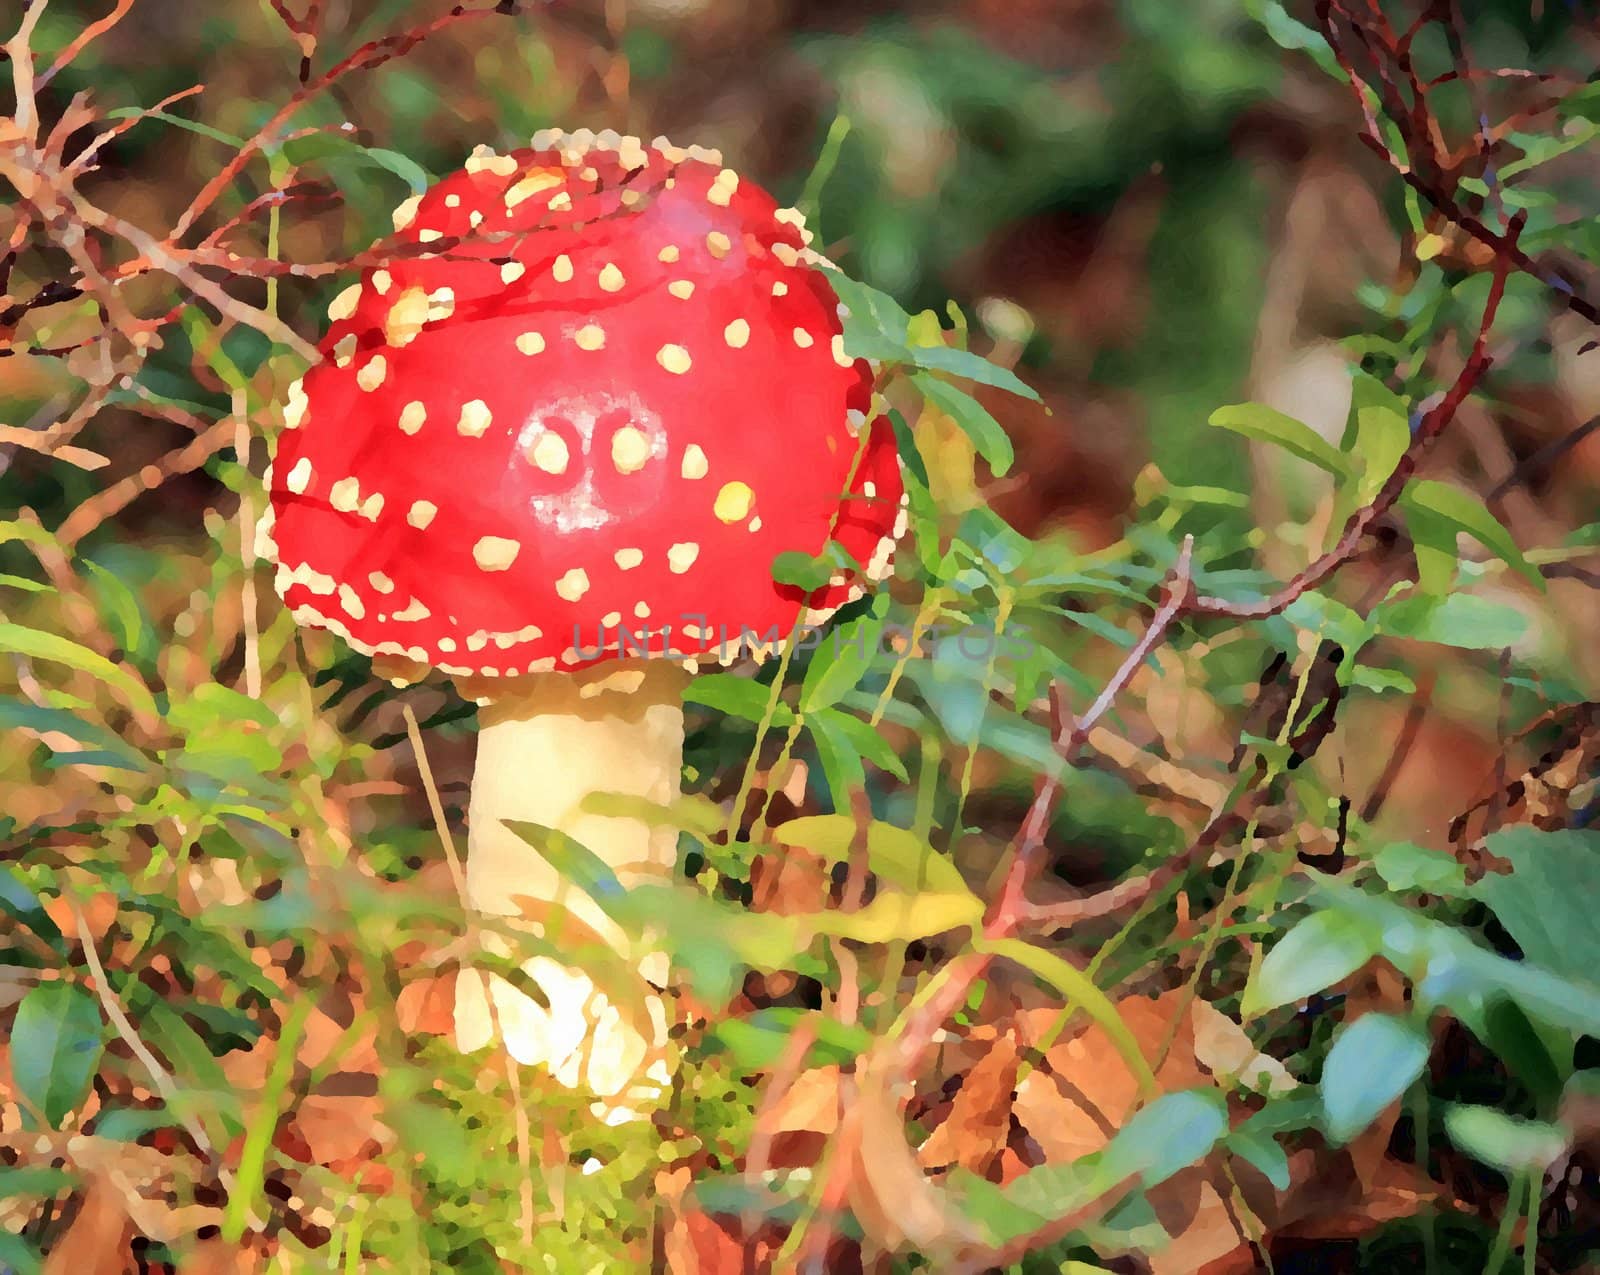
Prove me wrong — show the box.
[910,344,1041,403]
[1348,665,1417,696]
[804,708,865,798]
[1320,1013,1430,1145]
[0,1231,42,1275]
[104,107,245,148]
[1473,828,1600,987]
[0,1165,74,1200]
[812,708,910,782]
[1401,480,1543,590]
[802,889,982,944]
[684,673,791,725]
[1101,1089,1229,1187]
[1445,1105,1569,1174]
[980,937,1158,1099]
[0,624,157,721]
[1375,593,1528,650]
[1315,879,1600,1037]
[1225,1126,1291,1190]
[275,133,431,194]
[771,815,968,896]
[1241,909,1377,1018]
[914,373,1015,476]
[1350,402,1411,505]
[11,982,105,1129]
[800,602,885,713]
[1373,842,1468,895]
[1208,403,1350,476]
[771,550,834,592]
[1482,999,1565,1106]
[0,867,62,941]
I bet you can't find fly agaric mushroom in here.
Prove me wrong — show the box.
[259,128,904,1099]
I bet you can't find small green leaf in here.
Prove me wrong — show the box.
[1474,827,1600,986]
[1208,403,1350,476]
[914,373,1015,476]
[1373,842,1467,895]
[11,982,105,1129]
[0,624,157,720]
[1101,1089,1229,1187]
[811,708,910,782]
[1348,665,1416,695]
[1320,1013,1430,1145]
[1376,593,1528,650]
[1401,480,1543,590]
[770,549,834,592]
[684,673,791,724]
[1242,909,1377,1018]
[800,605,884,713]
[1350,402,1411,504]
[1226,1126,1291,1190]
[1445,1105,1569,1174]
[910,344,1041,403]
[104,107,245,147]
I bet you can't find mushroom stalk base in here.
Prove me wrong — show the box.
[453,660,688,1101]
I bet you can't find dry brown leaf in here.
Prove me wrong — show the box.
[177,1237,258,1275]
[291,1093,386,1165]
[917,1031,1020,1173]
[1189,1000,1297,1095]
[1147,1168,1250,1275]
[42,1175,130,1275]
[395,973,458,1036]
[767,1065,840,1136]
[1014,990,1208,1162]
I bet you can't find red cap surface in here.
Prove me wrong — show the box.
[262,129,904,677]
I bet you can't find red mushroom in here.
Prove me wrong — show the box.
[260,128,904,1098]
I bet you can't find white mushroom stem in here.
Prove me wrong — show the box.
[452,659,688,1101]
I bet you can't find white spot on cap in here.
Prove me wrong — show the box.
[445,193,461,207]
[515,331,546,356]
[372,270,393,296]
[668,280,695,300]
[548,192,572,212]
[792,328,814,349]
[614,547,643,570]
[391,194,422,231]
[657,344,692,375]
[553,255,574,282]
[457,399,493,437]
[333,334,357,367]
[832,334,852,367]
[505,170,563,208]
[399,401,426,434]
[774,207,806,228]
[611,426,651,473]
[681,444,708,480]
[337,583,366,620]
[384,287,430,347]
[724,319,750,349]
[772,281,788,297]
[285,457,312,494]
[658,245,680,263]
[556,567,590,600]
[327,285,361,322]
[283,378,308,429]
[357,354,388,391]
[358,492,384,522]
[706,231,732,258]
[369,572,395,594]
[330,477,361,512]
[668,542,699,573]
[417,228,443,243]
[473,536,520,572]
[634,601,650,618]
[501,261,526,284]
[392,597,431,622]
[714,481,754,523]
[574,324,606,351]
[601,610,621,628]
[527,431,569,475]
[707,169,739,206]
[408,500,437,529]
[598,263,625,292]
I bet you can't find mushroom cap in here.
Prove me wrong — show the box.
[262,129,904,677]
